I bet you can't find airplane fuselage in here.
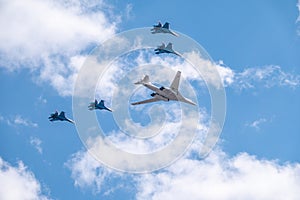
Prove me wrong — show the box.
[95,104,112,112]
[95,105,105,109]
[142,82,195,105]
[151,27,170,33]
[151,27,178,36]
[50,115,72,123]
[155,48,180,56]
[155,49,172,54]
[50,116,66,121]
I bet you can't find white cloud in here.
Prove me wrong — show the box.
[231,65,300,89]
[0,0,116,61]
[136,150,300,200]
[37,95,47,104]
[30,137,43,154]
[106,110,190,154]
[124,4,133,20]
[0,115,4,122]
[78,45,300,112]
[65,150,115,193]
[67,147,300,199]
[13,115,38,128]
[68,91,208,178]
[0,157,51,200]
[183,52,230,89]
[205,62,300,90]
[216,62,235,86]
[0,0,117,96]
[246,118,268,130]
[66,150,135,197]
[185,58,300,90]
[0,114,38,128]
[160,52,300,90]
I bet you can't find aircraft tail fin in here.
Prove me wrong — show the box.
[166,42,173,51]
[170,71,181,92]
[162,22,170,29]
[99,100,105,106]
[135,75,150,84]
[59,111,66,118]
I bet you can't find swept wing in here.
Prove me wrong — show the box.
[131,96,161,105]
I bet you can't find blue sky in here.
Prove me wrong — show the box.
[1,0,300,199]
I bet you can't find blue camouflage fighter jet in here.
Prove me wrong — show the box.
[151,22,179,36]
[154,42,180,56]
[48,111,74,124]
[88,99,112,112]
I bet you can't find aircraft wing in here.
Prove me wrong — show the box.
[169,30,179,37]
[65,118,75,124]
[131,97,161,105]
[172,51,181,57]
[105,107,113,112]
[170,71,181,92]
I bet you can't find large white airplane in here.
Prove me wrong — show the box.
[131,71,196,106]
[151,22,179,37]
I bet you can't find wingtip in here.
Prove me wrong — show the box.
[173,51,181,57]
[171,32,179,37]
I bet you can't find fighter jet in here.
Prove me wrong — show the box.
[154,42,180,56]
[131,71,196,106]
[88,99,112,112]
[151,22,179,36]
[48,111,74,124]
